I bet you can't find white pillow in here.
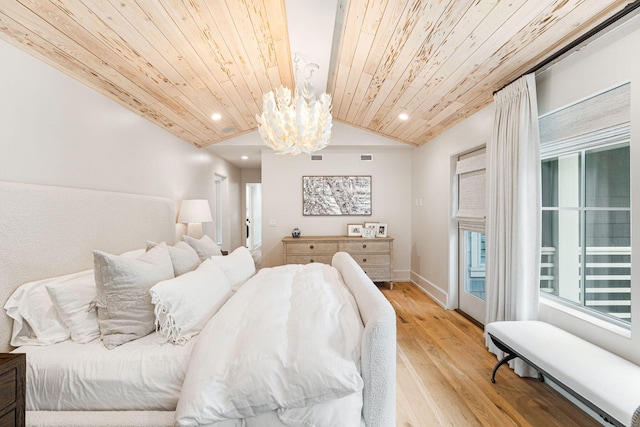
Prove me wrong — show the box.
[147,240,201,276]
[182,234,222,261]
[93,243,175,349]
[45,270,100,344]
[209,246,256,291]
[4,273,76,346]
[150,259,232,345]
[119,248,146,259]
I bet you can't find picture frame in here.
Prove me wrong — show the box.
[375,223,388,238]
[303,176,372,216]
[347,224,363,237]
[364,222,378,229]
[361,225,376,239]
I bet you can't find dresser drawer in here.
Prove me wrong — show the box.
[339,240,390,253]
[285,242,337,255]
[0,368,16,412]
[286,255,334,265]
[352,254,390,266]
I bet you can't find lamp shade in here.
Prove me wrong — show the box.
[178,199,213,223]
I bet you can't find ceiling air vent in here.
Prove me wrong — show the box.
[310,154,323,161]
[361,154,373,161]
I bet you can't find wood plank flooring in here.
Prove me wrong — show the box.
[380,282,600,427]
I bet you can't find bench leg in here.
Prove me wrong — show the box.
[491,353,517,383]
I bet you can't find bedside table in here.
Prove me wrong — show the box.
[0,353,25,427]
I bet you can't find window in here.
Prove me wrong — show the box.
[539,83,631,325]
[462,230,486,300]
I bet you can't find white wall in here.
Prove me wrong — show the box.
[0,39,242,251]
[261,135,413,280]
[535,14,640,364]
[410,105,495,307]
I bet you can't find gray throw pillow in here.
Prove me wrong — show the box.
[182,234,222,261]
[147,240,201,276]
[93,243,174,349]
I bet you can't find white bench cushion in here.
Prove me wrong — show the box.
[486,320,640,427]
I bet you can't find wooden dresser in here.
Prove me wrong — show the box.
[282,236,394,289]
[0,353,25,427]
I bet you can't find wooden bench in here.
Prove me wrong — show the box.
[485,320,640,427]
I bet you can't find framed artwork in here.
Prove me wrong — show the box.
[347,224,362,237]
[375,223,388,238]
[364,222,378,229]
[303,176,372,216]
[361,226,376,239]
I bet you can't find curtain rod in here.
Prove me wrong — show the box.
[495,0,640,95]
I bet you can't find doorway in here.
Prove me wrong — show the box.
[458,229,486,324]
[245,183,262,263]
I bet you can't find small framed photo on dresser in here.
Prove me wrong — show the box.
[347,224,363,237]
[361,225,376,239]
[375,223,388,238]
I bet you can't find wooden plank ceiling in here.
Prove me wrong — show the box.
[0,0,632,148]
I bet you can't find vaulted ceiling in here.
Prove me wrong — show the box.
[0,0,633,150]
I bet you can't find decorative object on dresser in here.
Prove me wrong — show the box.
[291,227,301,238]
[361,226,376,239]
[302,176,372,216]
[347,224,362,237]
[0,353,25,427]
[375,223,388,238]
[282,236,394,289]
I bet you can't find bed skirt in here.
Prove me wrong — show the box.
[26,411,174,427]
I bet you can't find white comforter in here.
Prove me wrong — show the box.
[176,262,365,426]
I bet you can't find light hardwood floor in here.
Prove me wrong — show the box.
[380,282,600,427]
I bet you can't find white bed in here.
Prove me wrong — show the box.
[0,181,396,427]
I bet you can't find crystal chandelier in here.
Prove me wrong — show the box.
[256,55,332,155]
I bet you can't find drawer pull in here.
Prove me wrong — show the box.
[362,244,367,249]
[310,259,314,263]
[310,245,314,249]
[362,258,367,263]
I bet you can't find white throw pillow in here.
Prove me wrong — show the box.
[150,259,232,345]
[209,246,256,291]
[4,274,71,346]
[147,240,201,276]
[182,234,222,261]
[93,243,175,349]
[46,270,100,344]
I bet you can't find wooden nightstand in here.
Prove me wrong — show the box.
[0,353,25,427]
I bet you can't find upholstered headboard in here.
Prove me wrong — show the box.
[0,181,178,351]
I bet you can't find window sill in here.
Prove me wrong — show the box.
[540,295,631,339]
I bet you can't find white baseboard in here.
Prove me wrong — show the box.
[409,271,448,308]
[392,269,410,282]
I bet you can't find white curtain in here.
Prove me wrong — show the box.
[485,74,541,377]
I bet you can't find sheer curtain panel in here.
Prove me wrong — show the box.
[485,73,541,377]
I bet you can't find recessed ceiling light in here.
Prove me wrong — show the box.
[241,155,249,160]
[211,113,222,121]
[399,112,409,121]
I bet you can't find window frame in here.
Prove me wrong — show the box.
[540,141,631,328]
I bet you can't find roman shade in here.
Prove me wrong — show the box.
[540,82,630,158]
[456,148,486,233]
